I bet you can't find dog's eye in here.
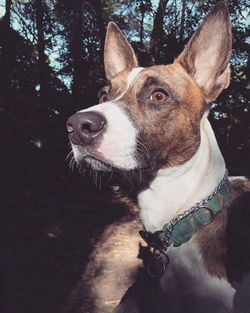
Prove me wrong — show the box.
[150,90,168,103]
[99,92,109,103]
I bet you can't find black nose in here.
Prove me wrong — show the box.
[66,112,106,145]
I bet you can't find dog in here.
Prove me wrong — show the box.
[67,2,250,312]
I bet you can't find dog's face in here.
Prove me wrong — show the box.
[67,3,231,176]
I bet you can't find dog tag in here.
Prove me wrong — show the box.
[147,251,169,279]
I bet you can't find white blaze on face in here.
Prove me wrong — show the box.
[75,67,144,170]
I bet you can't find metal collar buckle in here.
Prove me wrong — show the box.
[139,229,164,250]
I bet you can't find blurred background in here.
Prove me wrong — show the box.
[0,0,249,312]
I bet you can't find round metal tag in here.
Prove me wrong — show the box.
[147,252,170,279]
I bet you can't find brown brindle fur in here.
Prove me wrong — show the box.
[195,193,235,279]
[196,179,250,280]
[96,3,232,173]
[106,63,206,170]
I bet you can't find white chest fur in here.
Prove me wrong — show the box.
[137,113,235,311]
[138,114,226,232]
[159,239,235,313]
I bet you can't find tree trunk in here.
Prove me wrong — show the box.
[71,0,84,107]
[179,0,186,43]
[150,0,169,61]
[1,0,12,117]
[174,0,178,34]
[34,0,49,110]
[1,0,12,204]
[92,0,106,58]
[139,1,146,48]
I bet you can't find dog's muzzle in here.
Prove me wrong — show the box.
[67,112,106,146]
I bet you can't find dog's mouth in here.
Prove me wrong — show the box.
[72,145,154,174]
[83,154,154,173]
[84,154,115,171]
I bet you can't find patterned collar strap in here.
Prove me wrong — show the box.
[139,170,232,251]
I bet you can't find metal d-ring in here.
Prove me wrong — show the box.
[198,206,215,226]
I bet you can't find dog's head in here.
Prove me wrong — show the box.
[67,2,231,178]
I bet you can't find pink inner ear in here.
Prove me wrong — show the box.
[104,23,138,79]
[194,47,219,88]
[176,4,232,102]
[109,44,130,76]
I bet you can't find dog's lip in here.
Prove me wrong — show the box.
[84,154,154,173]
[68,133,80,146]
[85,154,114,169]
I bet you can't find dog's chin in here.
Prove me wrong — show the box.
[76,154,154,174]
[74,153,156,189]
[71,145,154,176]
[75,154,130,173]
[84,155,113,171]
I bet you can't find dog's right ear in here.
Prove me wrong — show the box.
[176,2,232,103]
[104,22,138,80]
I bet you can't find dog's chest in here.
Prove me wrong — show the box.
[159,239,235,313]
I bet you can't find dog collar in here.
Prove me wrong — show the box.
[139,170,232,278]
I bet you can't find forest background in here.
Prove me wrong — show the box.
[0,1,249,313]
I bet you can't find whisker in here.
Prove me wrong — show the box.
[69,155,76,172]
[107,166,114,185]
[66,150,73,161]
[137,138,153,169]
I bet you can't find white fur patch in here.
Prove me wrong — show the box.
[112,67,144,101]
[84,102,138,169]
[229,176,247,181]
[127,67,144,88]
[138,113,226,231]
[73,67,144,170]
[160,239,235,312]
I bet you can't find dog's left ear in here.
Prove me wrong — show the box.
[104,22,138,80]
[176,2,232,103]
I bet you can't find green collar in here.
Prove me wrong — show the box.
[139,170,232,252]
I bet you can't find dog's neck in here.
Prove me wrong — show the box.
[138,113,226,232]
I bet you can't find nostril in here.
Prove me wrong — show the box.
[67,124,74,133]
[81,121,93,133]
[81,115,106,134]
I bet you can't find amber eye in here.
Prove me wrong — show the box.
[150,90,168,103]
[99,92,109,103]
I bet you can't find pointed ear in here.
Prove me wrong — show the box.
[176,2,232,103]
[104,22,138,80]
